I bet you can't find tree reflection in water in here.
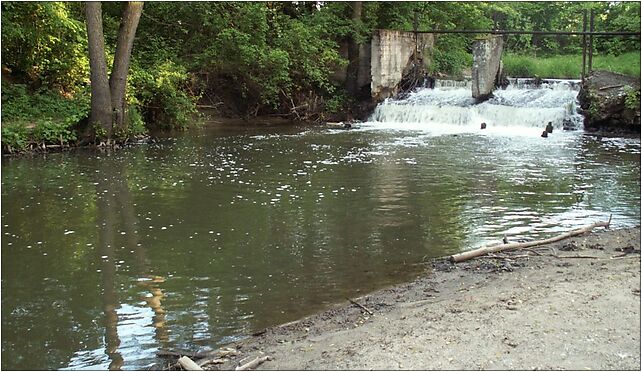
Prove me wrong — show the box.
[95,157,168,370]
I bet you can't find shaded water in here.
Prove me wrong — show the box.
[2,88,641,370]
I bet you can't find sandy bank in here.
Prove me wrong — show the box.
[171,227,641,370]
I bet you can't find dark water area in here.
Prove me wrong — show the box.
[2,123,640,370]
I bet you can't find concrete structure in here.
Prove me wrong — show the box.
[370,30,434,101]
[329,30,435,103]
[472,35,504,101]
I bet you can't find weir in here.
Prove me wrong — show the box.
[368,79,584,132]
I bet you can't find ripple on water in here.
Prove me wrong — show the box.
[1,124,640,370]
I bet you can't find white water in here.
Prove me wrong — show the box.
[367,79,584,136]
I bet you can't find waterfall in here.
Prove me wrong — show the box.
[368,79,584,132]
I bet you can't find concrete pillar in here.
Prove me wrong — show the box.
[472,35,503,101]
[370,30,434,102]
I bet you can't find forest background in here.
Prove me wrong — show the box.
[1,1,640,151]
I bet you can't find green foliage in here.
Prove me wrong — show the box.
[624,86,640,110]
[428,35,473,77]
[1,2,89,92]
[1,83,89,148]
[592,52,642,78]
[503,52,641,78]
[125,106,147,136]
[1,122,29,150]
[33,119,77,144]
[324,92,349,114]
[129,61,197,130]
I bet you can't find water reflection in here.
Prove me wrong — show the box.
[2,126,640,370]
[65,157,169,370]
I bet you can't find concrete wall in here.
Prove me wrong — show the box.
[472,35,503,101]
[370,30,434,102]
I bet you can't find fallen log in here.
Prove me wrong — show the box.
[178,356,204,371]
[235,356,272,371]
[449,218,611,263]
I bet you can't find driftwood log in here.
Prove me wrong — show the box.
[235,356,272,371]
[449,218,611,263]
[177,356,204,371]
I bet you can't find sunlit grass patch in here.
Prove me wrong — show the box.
[503,52,640,78]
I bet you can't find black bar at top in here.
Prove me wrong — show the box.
[417,30,640,36]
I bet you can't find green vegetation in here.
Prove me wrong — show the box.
[503,52,641,78]
[1,83,89,151]
[1,1,640,152]
[624,86,641,110]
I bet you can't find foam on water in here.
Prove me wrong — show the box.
[367,79,584,133]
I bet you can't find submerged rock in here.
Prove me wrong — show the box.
[577,70,641,133]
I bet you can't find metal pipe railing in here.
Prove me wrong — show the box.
[414,30,640,37]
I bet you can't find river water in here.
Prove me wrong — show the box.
[2,82,640,370]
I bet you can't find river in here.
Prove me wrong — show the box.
[2,82,640,370]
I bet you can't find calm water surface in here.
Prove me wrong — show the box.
[2,123,640,369]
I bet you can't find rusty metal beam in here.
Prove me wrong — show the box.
[582,10,587,83]
[588,9,595,73]
[414,29,640,37]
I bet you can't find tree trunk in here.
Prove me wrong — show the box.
[109,2,144,132]
[86,1,113,139]
[345,1,362,97]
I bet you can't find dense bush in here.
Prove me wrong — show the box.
[129,60,198,130]
[1,2,89,93]
[1,83,89,150]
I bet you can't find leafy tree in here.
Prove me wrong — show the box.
[1,2,89,92]
[85,1,143,140]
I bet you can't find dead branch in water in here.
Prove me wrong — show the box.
[450,217,611,263]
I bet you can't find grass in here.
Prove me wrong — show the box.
[503,51,640,78]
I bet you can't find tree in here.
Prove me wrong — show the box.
[345,1,362,97]
[85,1,143,140]
[86,2,112,137]
[110,2,143,130]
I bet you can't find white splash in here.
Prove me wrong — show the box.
[367,79,584,133]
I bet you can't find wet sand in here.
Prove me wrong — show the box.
[175,227,641,370]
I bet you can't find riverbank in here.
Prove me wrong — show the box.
[179,226,640,370]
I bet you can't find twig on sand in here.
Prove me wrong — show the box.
[346,297,374,316]
[551,254,601,259]
[235,356,273,371]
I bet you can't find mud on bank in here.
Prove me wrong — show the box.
[158,227,641,370]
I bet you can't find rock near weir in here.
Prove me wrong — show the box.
[578,70,641,133]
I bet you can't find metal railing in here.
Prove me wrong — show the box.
[413,10,640,82]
